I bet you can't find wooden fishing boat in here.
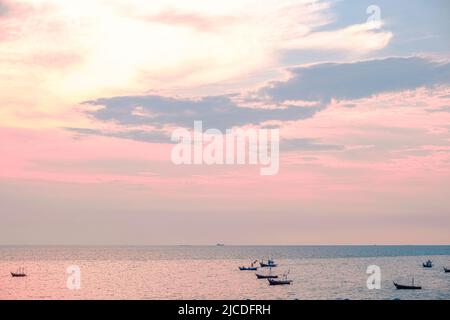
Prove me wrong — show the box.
[268,270,292,285]
[393,278,421,290]
[268,278,292,285]
[260,259,277,268]
[11,272,27,277]
[239,260,258,271]
[239,266,257,271]
[422,260,433,268]
[256,273,278,279]
[11,267,27,277]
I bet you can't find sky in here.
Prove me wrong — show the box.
[1,0,450,245]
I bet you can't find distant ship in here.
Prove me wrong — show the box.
[11,267,27,277]
[216,243,225,247]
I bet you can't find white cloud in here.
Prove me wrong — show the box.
[0,0,393,103]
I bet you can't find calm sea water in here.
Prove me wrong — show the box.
[1,246,449,300]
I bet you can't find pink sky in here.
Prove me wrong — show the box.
[1,0,449,245]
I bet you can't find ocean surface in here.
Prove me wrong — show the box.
[1,246,449,300]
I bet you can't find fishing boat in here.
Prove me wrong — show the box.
[11,267,27,277]
[393,278,421,290]
[268,270,292,285]
[260,259,277,268]
[268,278,292,285]
[239,266,257,271]
[239,260,258,271]
[256,273,278,279]
[444,267,450,273]
[256,268,278,279]
[422,260,433,268]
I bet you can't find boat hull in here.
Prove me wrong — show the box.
[11,273,26,277]
[393,282,421,290]
[239,267,257,271]
[260,263,277,268]
[444,268,450,273]
[268,279,292,286]
[256,274,278,279]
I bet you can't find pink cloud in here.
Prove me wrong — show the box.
[0,127,171,184]
[144,9,238,32]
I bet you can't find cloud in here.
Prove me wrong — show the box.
[427,106,450,113]
[66,126,346,154]
[0,0,11,41]
[0,0,395,100]
[143,9,238,32]
[85,95,320,131]
[70,56,450,153]
[84,57,450,133]
[284,23,393,52]
[264,57,450,103]
[0,1,7,16]
[65,127,171,143]
[282,138,345,152]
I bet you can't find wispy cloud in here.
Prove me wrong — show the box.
[83,94,319,131]
[0,0,394,106]
[264,57,450,103]
[142,9,238,32]
[76,57,450,145]
[427,105,450,113]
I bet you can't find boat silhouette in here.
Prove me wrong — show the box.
[268,270,292,285]
[256,267,278,279]
[11,267,27,277]
[422,260,433,268]
[256,274,278,279]
[239,260,258,271]
[239,266,257,271]
[393,278,421,290]
[268,278,292,285]
[260,259,277,268]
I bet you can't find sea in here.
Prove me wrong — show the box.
[1,245,449,300]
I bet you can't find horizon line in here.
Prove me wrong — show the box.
[1,244,450,247]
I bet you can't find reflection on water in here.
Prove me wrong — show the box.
[0,246,449,300]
